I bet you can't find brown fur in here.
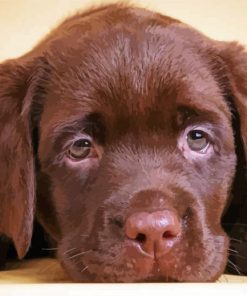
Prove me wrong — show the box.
[0,3,247,282]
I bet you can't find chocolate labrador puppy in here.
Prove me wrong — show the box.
[0,3,247,282]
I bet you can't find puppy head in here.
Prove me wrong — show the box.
[0,4,246,282]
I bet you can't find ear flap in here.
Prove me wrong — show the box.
[219,42,247,150]
[0,59,36,259]
[217,42,247,274]
[218,42,247,204]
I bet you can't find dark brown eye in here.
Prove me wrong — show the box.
[68,139,92,160]
[187,130,209,151]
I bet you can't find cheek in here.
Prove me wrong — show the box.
[39,155,102,236]
[45,154,101,202]
[52,184,92,237]
[49,166,100,234]
[65,157,100,170]
[191,153,236,223]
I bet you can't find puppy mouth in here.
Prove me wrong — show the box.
[131,258,179,282]
[122,240,182,281]
[59,229,229,282]
[59,243,172,282]
[62,253,177,282]
[59,245,223,283]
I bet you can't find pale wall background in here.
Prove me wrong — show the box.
[0,0,247,62]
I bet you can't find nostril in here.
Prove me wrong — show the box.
[135,233,146,243]
[162,230,175,239]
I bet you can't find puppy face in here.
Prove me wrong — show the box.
[1,4,247,282]
[38,8,236,282]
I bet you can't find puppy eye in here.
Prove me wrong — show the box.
[187,130,209,152]
[68,139,93,160]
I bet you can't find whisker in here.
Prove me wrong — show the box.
[228,248,238,253]
[42,247,58,251]
[227,264,239,274]
[64,247,78,254]
[228,259,242,275]
[229,237,243,243]
[68,250,92,259]
[229,253,247,260]
[81,266,88,273]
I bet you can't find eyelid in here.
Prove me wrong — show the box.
[184,123,214,136]
[63,133,93,150]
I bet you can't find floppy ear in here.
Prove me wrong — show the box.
[219,42,247,150]
[217,42,247,207]
[0,58,39,259]
[216,42,247,274]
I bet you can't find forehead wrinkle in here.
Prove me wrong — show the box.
[100,35,217,107]
[45,20,231,137]
[50,24,195,110]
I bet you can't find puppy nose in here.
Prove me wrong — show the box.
[125,210,181,258]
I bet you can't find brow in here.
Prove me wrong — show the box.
[53,112,106,146]
[177,104,228,124]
